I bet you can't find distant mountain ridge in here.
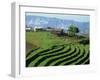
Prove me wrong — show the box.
[26,15,89,34]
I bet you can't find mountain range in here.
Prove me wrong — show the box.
[26,15,89,34]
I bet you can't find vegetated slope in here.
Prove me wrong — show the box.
[26,44,89,67]
[26,31,65,49]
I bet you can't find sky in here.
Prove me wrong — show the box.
[26,12,90,22]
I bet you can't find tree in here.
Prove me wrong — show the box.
[79,37,89,45]
[67,24,79,36]
[60,29,64,36]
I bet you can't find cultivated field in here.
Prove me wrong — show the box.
[26,31,89,67]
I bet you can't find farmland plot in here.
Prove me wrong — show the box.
[26,32,89,67]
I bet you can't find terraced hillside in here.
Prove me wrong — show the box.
[26,44,89,67]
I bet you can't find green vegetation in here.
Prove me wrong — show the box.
[67,24,79,36]
[26,31,66,49]
[26,26,89,67]
[26,44,89,67]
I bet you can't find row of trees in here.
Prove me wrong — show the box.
[53,24,80,37]
[67,24,89,45]
[67,24,79,36]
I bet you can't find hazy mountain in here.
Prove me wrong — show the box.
[26,15,89,34]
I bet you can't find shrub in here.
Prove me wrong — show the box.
[79,39,89,45]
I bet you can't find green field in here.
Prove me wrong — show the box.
[26,31,89,67]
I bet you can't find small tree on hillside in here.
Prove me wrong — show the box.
[67,24,79,36]
[60,29,64,36]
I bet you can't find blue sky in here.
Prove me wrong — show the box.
[26,12,90,22]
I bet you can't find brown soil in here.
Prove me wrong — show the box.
[26,42,38,54]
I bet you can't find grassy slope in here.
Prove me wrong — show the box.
[26,31,89,67]
[26,31,89,53]
[26,31,65,49]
